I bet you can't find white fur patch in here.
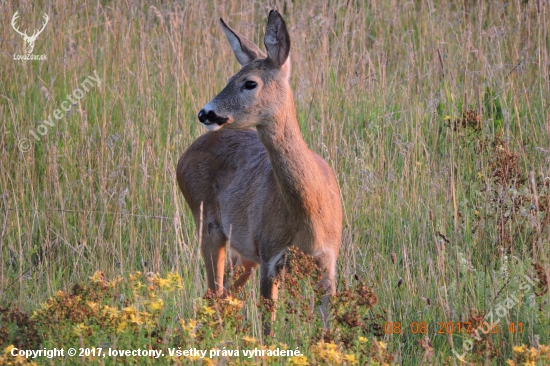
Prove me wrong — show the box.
[264,33,278,46]
[204,123,222,131]
[201,101,222,131]
[279,56,291,81]
[267,250,287,278]
[221,23,253,66]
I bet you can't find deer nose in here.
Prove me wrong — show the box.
[198,109,207,123]
[198,109,219,123]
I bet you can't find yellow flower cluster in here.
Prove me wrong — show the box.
[506,344,550,366]
[179,319,199,339]
[77,302,157,335]
[241,336,257,345]
[11,270,402,366]
[30,271,184,341]
[196,296,244,326]
[147,272,183,291]
[310,340,358,365]
[288,355,309,365]
[90,271,124,288]
[0,346,38,366]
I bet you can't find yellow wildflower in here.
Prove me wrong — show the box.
[102,305,119,320]
[242,335,257,345]
[117,321,128,333]
[90,271,105,283]
[123,307,136,316]
[513,345,525,354]
[201,305,216,317]
[180,319,198,338]
[129,271,142,281]
[147,299,164,312]
[73,323,89,336]
[343,353,358,365]
[358,336,368,344]
[288,355,309,365]
[129,313,143,325]
[311,341,342,363]
[107,276,123,288]
[156,277,172,290]
[202,358,215,366]
[226,296,242,307]
[527,347,539,359]
[180,319,197,331]
[168,272,183,289]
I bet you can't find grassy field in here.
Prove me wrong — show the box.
[1,0,549,364]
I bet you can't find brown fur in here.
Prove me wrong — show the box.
[176,10,342,335]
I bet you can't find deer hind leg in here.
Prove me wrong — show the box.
[314,250,337,329]
[201,221,227,295]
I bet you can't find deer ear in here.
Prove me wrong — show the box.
[220,18,265,66]
[264,10,290,68]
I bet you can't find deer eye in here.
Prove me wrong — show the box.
[244,81,257,90]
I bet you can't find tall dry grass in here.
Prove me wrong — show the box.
[1,0,549,363]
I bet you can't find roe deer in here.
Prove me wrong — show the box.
[177,10,342,335]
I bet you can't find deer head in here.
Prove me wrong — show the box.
[11,11,49,54]
[197,10,292,131]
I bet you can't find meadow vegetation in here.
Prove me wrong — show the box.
[0,0,549,364]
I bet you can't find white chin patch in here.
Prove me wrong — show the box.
[204,123,222,131]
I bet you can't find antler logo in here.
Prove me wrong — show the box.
[11,11,49,55]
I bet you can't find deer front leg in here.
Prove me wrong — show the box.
[201,223,227,295]
[260,263,279,337]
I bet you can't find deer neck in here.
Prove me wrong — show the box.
[256,92,323,217]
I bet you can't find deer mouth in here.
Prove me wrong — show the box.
[198,109,230,126]
[203,118,229,127]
